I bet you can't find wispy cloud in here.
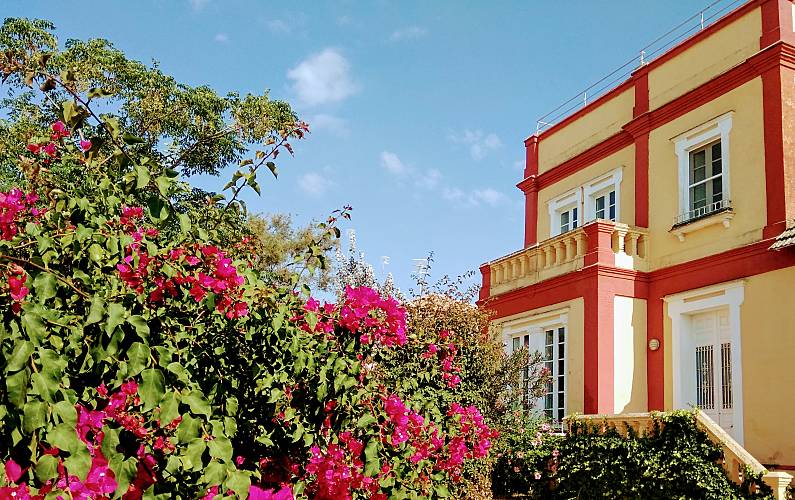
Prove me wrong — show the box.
[188,0,210,11]
[448,129,503,160]
[213,33,229,43]
[308,114,350,138]
[266,19,291,34]
[380,151,508,208]
[287,48,359,107]
[390,26,427,42]
[298,170,335,196]
[381,151,410,175]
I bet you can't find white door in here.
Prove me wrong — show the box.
[510,327,567,425]
[690,310,735,437]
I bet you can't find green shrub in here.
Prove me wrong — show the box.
[493,411,773,499]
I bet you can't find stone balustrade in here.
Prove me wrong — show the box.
[486,220,649,297]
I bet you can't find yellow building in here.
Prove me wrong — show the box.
[479,0,795,470]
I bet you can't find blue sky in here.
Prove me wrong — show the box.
[6,0,709,294]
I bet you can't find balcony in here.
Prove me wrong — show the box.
[485,221,649,297]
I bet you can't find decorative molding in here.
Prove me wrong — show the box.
[670,210,735,242]
[583,166,623,223]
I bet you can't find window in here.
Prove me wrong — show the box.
[673,113,732,226]
[595,190,616,221]
[548,189,581,237]
[559,207,578,233]
[688,140,723,213]
[543,327,566,423]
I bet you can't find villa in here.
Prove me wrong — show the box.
[479,0,795,470]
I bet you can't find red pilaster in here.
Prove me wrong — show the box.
[761,63,789,237]
[646,295,665,411]
[520,135,541,247]
[583,282,615,414]
[478,264,491,302]
[583,221,616,267]
[760,0,795,48]
[630,69,650,228]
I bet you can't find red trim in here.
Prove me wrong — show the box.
[523,181,539,247]
[583,221,616,267]
[524,135,539,178]
[531,42,785,193]
[634,132,649,228]
[760,0,795,47]
[478,264,491,302]
[534,132,633,190]
[532,0,760,145]
[758,64,785,237]
[764,464,795,471]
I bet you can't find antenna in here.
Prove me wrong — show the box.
[412,258,430,294]
[381,255,390,273]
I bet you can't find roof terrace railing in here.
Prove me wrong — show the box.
[535,0,748,136]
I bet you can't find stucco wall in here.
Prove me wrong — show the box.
[613,296,648,414]
[647,78,766,269]
[538,88,634,175]
[537,145,635,241]
[647,7,761,111]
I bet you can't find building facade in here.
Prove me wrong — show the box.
[478,0,795,469]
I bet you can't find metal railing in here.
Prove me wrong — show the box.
[673,199,732,226]
[535,0,748,135]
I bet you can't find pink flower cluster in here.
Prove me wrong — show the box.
[0,189,43,241]
[338,286,406,346]
[6,264,29,313]
[26,121,91,159]
[422,333,462,388]
[115,207,248,319]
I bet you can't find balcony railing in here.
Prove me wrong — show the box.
[487,221,649,297]
[673,199,732,226]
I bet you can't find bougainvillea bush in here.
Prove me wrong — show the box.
[0,19,498,499]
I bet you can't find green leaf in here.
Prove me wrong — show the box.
[22,312,47,344]
[139,369,165,411]
[178,213,191,234]
[100,426,121,461]
[364,439,380,476]
[87,87,115,99]
[158,391,180,424]
[6,370,29,408]
[127,315,150,338]
[435,485,451,497]
[155,176,172,196]
[184,390,212,417]
[48,423,81,453]
[266,161,278,178]
[225,470,251,497]
[135,164,151,190]
[34,454,59,482]
[85,296,105,325]
[64,446,92,480]
[32,273,57,301]
[185,438,207,471]
[357,414,377,429]
[23,400,47,434]
[208,437,233,462]
[88,243,105,263]
[105,302,126,335]
[53,400,77,426]
[126,342,150,376]
[7,340,34,372]
[203,461,226,485]
[176,414,201,443]
[122,132,146,145]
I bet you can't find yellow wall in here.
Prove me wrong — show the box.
[613,296,648,414]
[662,269,795,466]
[646,78,766,270]
[647,7,761,111]
[538,88,634,174]
[740,267,795,466]
[537,145,635,241]
[496,298,585,415]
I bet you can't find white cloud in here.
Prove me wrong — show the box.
[415,169,442,190]
[188,0,209,10]
[214,33,229,43]
[442,187,464,203]
[380,151,409,175]
[266,19,291,34]
[448,129,503,160]
[470,188,507,207]
[298,171,334,196]
[308,114,350,137]
[390,26,427,42]
[287,48,359,107]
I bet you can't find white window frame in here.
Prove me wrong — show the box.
[500,308,569,423]
[665,280,744,445]
[548,188,582,237]
[584,167,622,223]
[673,112,733,223]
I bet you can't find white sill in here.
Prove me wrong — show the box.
[670,210,735,242]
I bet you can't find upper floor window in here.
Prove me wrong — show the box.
[548,188,581,237]
[584,167,622,224]
[673,112,733,226]
[595,191,616,220]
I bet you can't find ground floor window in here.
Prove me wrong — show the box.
[511,325,566,424]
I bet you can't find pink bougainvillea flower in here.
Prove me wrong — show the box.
[43,142,57,156]
[249,485,293,500]
[51,121,68,136]
[4,458,23,483]
[80,139,92,151]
